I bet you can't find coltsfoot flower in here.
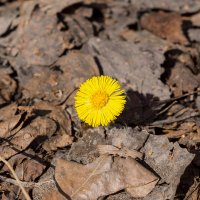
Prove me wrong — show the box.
[75,75,126,127]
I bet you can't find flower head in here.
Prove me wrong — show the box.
[75,75,126,127]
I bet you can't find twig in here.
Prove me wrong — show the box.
[156,101,177,117]
[0,156,31,200]
[149,112,200,127]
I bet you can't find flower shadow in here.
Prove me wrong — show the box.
[117,89,164,126]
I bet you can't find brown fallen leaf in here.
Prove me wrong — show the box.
[32,167,61,200]
[0,103,18,121]
[0,114,22,138]
[0,117,57,159]
[39,0,83,15]
[33,101,71,136]
[97,145,143,159]
[0,9,17,36]
[42,190,66,200]
[43,134,73,151]
[190,12,200,26]
[131,0,200,14]
[64,15,94,47]
[2,151,46,183]
[21,51,99,104]
[16,1,70,66]
[55,155,158,199]
[140,11,188,45]
[0,68,17,105]
[86,37,170,101]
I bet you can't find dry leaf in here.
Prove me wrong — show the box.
[33,101,71,136]
[0,117,57,159]
[0,69,17,105]
[86,37,170,100]
[3,151,46,182]
[21,51,99,104]
[0,103,18,121]
[16,1,69,66]
[140,11,188,45]
[166,62,199,96]
[55,155,158,199]
[131,0,200,14]
[40,0,83,15]
[190,12,200,26]
[97,145,143,159]
[0,114,22,138]
[142,134,195,199]
[43,134,73,151]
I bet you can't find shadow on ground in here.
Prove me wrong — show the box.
[117,89,164,126]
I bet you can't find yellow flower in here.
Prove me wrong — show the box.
[75,75,126,127]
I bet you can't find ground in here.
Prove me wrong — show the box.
[0,0,200,200]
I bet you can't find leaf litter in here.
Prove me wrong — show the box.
[0,0,200,200]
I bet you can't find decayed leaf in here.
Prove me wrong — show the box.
[32,167,57,200]
[142,134,195,200]
[55,155,158,199]
[140,11,188,45]
[106,127,149,151]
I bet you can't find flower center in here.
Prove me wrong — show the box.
[91,91,109,109]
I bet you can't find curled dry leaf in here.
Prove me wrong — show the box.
[0,103,18,121]
[43,134,73,151]
[0,114,22,138]
[0,69,17,105]
[33,101,71,136]
[55,155,158,199]
[140,11,188,45]
[3,151,46,182]
[0,117,57,159]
